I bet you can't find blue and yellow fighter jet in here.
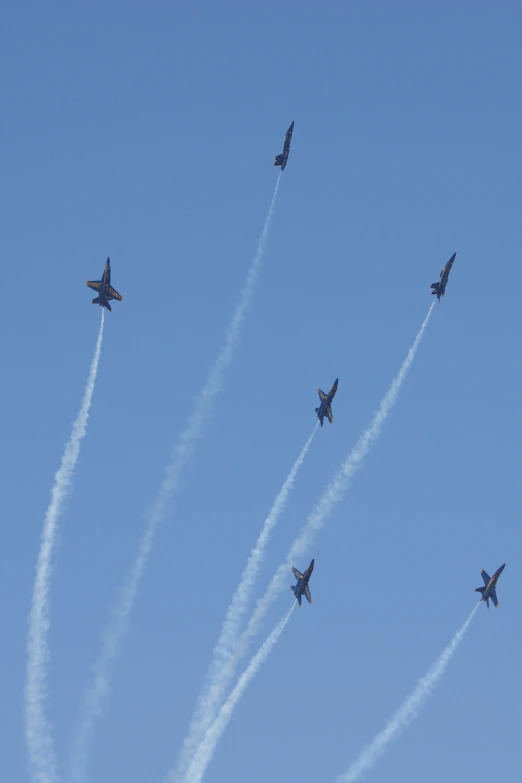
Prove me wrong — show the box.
[274,121,294,171]
[291,559,314,606]
[475,563,505,608]
[315,378,338,427]
[430,252,456,300]
[86,257,123,312]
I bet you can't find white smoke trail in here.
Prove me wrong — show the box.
[184,603,296,783]
[236,302,435,651]
[337,602,480,783]
[173,424,318,781]
[180,303,435,769]
[25,311,105,783]
[68,176,282,783]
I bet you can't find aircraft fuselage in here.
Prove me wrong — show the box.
[485,564,505,597]
[97,263,110,304]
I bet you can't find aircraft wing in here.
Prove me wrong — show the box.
[304,585,312,604]
[86,280,101,291]
[107,286,123,301]
[481,570,491,586]
[326,405,333,424]
[292,567,304,580]
[489,587,499,607]
[318,388,327,400]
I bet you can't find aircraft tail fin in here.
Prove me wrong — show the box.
[274,154,283,167]
[430,283,439,294]
[291,585,302,606]
[475,587,489,609]
[105,301,112,312]
[314,409,324,427]
[92,297,100,304]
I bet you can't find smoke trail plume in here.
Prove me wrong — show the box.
[25,311,105,783]
[173,424,318,781]
[181,303,435,766]
[69,177,282,783]
[237,303,435,650]
[337,602,479,783]
[184,603,296,783]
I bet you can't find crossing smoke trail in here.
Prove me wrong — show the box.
[68,176,282,783]
[184,603,296,783]
[25,311,105,783]
[173,424,318,781]
[232,303,435,656]
[178,303,435,775]
[337,602,480,783]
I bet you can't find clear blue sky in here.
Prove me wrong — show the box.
[1,2,521,782]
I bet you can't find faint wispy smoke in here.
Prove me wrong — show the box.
[68,176,282,783]
[337,602,480,782]
[172,423,318,782]
[180,303,435,776]
[184,603,296,783]
[25,310,105,783]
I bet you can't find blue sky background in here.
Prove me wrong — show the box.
[1,2,521,781]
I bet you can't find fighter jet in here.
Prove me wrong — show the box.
[475,563,505,608]
[291,559,314,606]
[315,378,338,427]
[274,121,294,171]
[86,257,123,312]
[430,252,456,300]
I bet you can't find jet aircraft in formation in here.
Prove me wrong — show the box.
[274,121,294,171]
[315,378,338,427]
[79,133,505,619]
[291,559,314,606]
[430,252,456,300]
[289,558,508,609]
[475,563,505,608]
[86,257,123,312]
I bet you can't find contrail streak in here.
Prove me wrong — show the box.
[184,603,296,783]
[25,311,105,783]
[173,424,318,781]
[237,303,435,649]
[337,602,480,783]
[68,176,282,783]
[181,303,435,766]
